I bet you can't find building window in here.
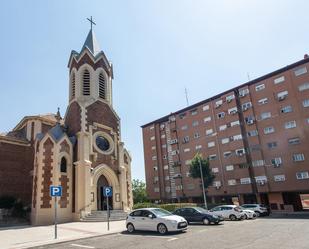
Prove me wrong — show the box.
[271,157,282,167]
[160,124,165,129]
[264,126,275,134]
[222,138,230,144]
[267,142,278,149]
[232,134,242,141]
[240,178,251,184]
[213,181,222,187]
[165,186,170,192]
[204,117,211,123]
[294,66,307,76]
[239,88,249,97]
[296,171,309,180]
[191,109,198,115]
[284,120,296,129]
[165,175,170,180]
[195,145,202,150]
[217,112,225,119]
[242,102,252,111]
[192,121,199,127]
[223,151,232,158]
[245,116,255,125]
[162,144,167,148]
[208,141,215,148]
[231,120,240,127]
[255,176,267,185]
[181,125,188,130]
[247,130,258,137]
[288,137,300,145]
[228,107,238,115]
[274,76,285,84]
[293,153,305,162]
[298,82,309,92]
[212,167,219,173]
[255,83,265,91]
[303,99,309,108]
[219,124,227,131]
[150,136,155,141]
[203,105,210,111]
[152,156,157,160]
[281,105,293,113]
[277,90,288,101]
[161,134,166,139]
[153,166,158,171]
[83,69,90,95]
[149,125,154,130]
[182,136,190,143]
[184,148,191,153]
[260,112,271,120]
[185,160,191,165]
[228,179,237,186]
[252,160,264,167]
[206,129,214,136]
[153,176,159,183]
[164,165,169,170]
[226,165,234,171]
[163,155,167,159]
[71,73,75,98]
[274,175,286,182]
[154,187,160,193]
[226,94,235,102]
[194,132,200,139]
[99,73,106,99]
[209,154,217,160]
[215,99,223,108]
[60,157,67,173]
[151,146,156,150]
[235,148,245,156]
[179,113,186,119]
[258,98,268,105]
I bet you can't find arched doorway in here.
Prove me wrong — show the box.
[97,174,113,210]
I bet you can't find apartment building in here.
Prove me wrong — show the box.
[142,55,309,212]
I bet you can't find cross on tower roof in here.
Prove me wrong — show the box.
[87,16,96,30]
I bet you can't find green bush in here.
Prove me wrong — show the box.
[0,195,16,209]
[132,202,197,212]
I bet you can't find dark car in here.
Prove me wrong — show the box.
[173,207,224,225]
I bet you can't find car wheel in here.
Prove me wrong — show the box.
[203,218,210,225]
[244,214,248,219]
[127,223,135,233]
[255,211,261,217]
[229,214,237,221]
[157,223,168,235]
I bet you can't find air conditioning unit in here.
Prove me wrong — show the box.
[229,110,237,115]
[257,180,266,186]
[278,95,286,101]
[246,119,254,125]
[242,107,248,111]
[215,186,221,190]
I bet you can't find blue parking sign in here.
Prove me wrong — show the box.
[50,186,62,197]
[103,186,112,197]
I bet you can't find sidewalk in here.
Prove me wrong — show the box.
[0,220,126,249]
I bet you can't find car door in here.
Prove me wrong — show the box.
[130,210,143,230]
[141,210,157,231]
[190,208,202,222]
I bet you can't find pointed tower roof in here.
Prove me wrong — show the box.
[81,29,101,56]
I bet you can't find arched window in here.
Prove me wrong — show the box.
[99,73,106,99]
[71,73,76,98]
[83,69,90,96]
[60,157,67,173]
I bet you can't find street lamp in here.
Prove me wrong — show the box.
[198,155,208,210]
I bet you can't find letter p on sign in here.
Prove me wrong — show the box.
[50,186,62,197]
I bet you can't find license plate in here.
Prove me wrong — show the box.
[179,222,187,227]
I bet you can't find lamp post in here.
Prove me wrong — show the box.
[198,155,208,210]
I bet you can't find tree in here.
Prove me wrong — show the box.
[132,179,148,204]
[189,154,215,189]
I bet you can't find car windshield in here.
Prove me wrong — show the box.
[151,208,172,217]
[194,207,209,213]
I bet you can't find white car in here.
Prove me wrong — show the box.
[241,204,269,216]
[126,208,188,234]
[239,207,256,219]
[209,205,245,220]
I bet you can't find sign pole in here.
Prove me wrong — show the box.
[107,195,110,231]
[55,196,57,239]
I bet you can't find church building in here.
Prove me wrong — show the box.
[0,24,133,225]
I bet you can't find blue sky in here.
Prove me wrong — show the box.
[1,0,309,181]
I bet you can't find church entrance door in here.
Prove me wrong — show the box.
[97,175,113,211]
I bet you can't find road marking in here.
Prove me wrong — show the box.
[70,244,95,248]
[167,237,178,241]
[198,229,209,233]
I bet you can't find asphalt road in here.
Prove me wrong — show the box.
[32,218,309,249]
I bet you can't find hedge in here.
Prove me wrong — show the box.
[133,202,197,212]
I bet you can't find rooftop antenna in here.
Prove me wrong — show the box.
[185,88,189,106]
[247,72,251,82]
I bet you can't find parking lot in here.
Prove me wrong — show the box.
[32,217,309,249]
